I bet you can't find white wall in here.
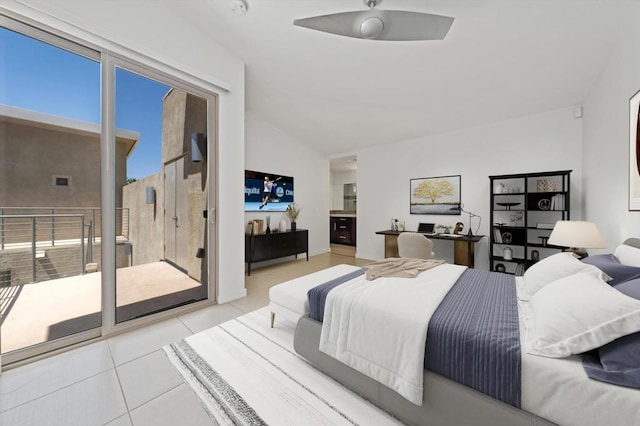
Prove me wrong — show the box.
[2,0,247,303]
[356,107,583,269]
[245,111,330,261]
[582,3,640,250]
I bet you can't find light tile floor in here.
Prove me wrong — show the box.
[0,253,370,426]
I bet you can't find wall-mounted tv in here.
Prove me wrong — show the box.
[245,169,294,212]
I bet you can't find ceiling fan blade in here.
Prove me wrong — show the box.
[294,10,454,41]
[294,11,373,39]
[377,11,454,41]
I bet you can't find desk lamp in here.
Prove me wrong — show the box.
[547,221,606,259]
[450,204,481,236]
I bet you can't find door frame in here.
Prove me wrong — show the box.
[0,12,219,367]
[103,57,218,336]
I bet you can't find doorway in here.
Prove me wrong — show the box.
[164,156,190,271]
[329,156,357,257]
[113,69,211,324]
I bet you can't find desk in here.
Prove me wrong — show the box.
[375,230,484,268]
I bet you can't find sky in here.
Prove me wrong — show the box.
[0,26,169,179]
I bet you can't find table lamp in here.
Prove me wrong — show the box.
[547,221,606,258]
[450,204,481,236]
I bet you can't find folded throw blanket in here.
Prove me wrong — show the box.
[365,257,445,280]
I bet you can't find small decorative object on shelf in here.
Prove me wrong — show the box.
[497,202,521,210]
[436,224,452,234]
[539,236,549,246]
[453,222,464,234]
[286,203,301,231]
[503,247,513,260]
[537,198,551,210]
[253,219,264,234]
[265,216,271,234]
[495,263,506,273]
[536,179,557,192]
[509,212,524,227]
[279,218,287,233]
[531,250,540,262]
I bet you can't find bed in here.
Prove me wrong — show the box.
[293,239,640,426]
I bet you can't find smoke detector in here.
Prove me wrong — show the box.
[231,0,248,15]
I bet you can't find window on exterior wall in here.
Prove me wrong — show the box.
[53,175,71,187]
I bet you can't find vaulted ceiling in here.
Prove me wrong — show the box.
[173,1,627,157]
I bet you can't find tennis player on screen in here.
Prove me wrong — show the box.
[259,176,282,209]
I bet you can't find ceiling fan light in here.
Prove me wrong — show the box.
[360,17,384,39]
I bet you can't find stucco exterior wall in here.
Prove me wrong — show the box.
[0,120,129,208]
[122,172,164,266]
[122,90,207,282]
[161,89,208,283]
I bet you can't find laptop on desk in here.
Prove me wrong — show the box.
[417,223,436,235]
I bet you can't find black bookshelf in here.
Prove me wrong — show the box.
[489,170,571,275]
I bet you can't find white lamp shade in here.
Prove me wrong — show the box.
[548,221,606,249]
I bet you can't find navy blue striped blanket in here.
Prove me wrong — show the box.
[307,267,521,407]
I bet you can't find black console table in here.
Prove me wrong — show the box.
[245,229,308,275]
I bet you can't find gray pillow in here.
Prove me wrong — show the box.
[582,277,640,388]
[582,254,640,285]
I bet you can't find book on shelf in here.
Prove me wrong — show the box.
[536,223,555,229]
[493,228,503,243]
[549,194,565,211]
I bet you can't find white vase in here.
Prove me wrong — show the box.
[503,247,513,260]
[279,219,287,233]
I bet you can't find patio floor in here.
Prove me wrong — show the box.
[0,261,203,354]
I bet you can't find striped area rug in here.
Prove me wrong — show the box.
[164,307,403,426]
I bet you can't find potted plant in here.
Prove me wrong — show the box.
[285,203,301,231]
[436,224,452,234]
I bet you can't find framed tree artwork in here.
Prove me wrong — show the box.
[410,175,461,215]
[630,89,640,210]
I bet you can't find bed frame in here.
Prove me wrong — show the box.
[294,316,556,426]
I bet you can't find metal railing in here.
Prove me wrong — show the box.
[0,214,86,286]
[0,207,129,249]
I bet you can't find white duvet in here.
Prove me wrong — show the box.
[319,263,466,405]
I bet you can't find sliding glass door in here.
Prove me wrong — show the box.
[0,21,103,360]
[0,15,217,365]
[113,64,210,324]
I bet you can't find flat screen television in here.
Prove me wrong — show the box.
[245,169,294,212]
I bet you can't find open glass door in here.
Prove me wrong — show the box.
[113,65,210,323]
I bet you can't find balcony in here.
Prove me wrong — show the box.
[0,208,206,356]
[1,261,204,353]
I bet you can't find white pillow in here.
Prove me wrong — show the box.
[614,244,640,267]
[522,272,640,358]
[518,252,610,301]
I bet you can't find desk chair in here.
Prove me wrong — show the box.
[397,232,435,259]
